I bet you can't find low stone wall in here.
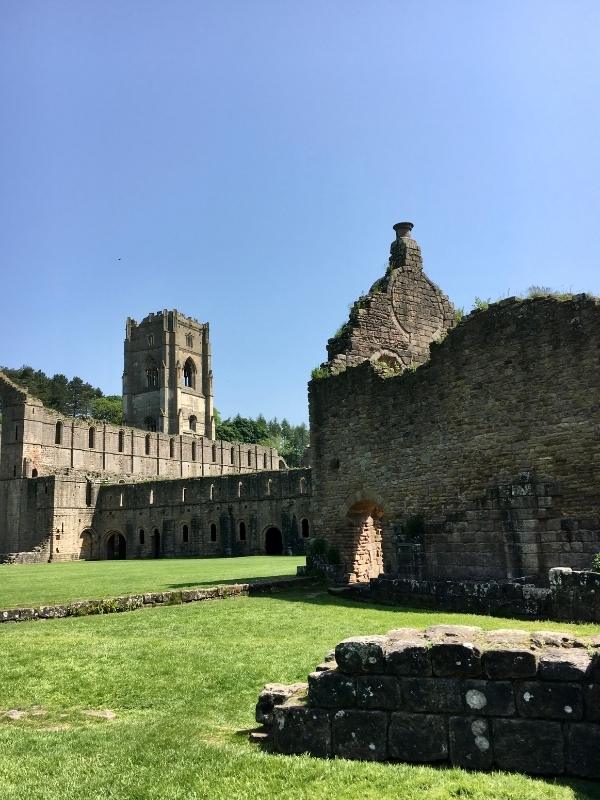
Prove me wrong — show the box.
[333,567,600,624]
[256,625,600,779]
[0,576,313,624]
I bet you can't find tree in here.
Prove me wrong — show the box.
[90,395,124,425]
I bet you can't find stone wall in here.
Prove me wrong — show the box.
[325,222,455,373]
[1,468,312,562]
[258,625,600,779]
[309,294,600,583]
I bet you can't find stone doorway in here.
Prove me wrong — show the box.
[347,501,384,583]
[106,532,126,560]
[152,528,161,558]
[265,527,283,555]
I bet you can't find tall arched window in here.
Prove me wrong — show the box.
[209,484,214,500]
[299,477,307,495]
[169,438,175,459]
[55,421,63,445]
[145,434,151,455]
[85,481,92,507]
[238,481,243,498]
[183,358,196,389]
[88,427,96,449]
[302,518,310,538]
[263,453,268,469]
[212,444,217,462]
[266,478,272,496]
[191,441,197,461]
[239,521,246,541]
[182,524,189,543]
[210,523,217,542]
[230,447,235,464]
[139,529,145,545]
[146,362,159,389]
[189,415,197,432]
[247,450,252,467]
[118,430,125,453]
[186,333,194,348]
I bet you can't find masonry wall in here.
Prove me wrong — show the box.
[1,468,312,562]
[309,295,600,583]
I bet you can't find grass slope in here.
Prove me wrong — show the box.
[0,586,599,799]
[0,556,304,608]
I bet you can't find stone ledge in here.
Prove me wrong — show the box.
[0,576,315,624]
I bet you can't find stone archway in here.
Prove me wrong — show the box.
[80,529,94,560]
[106,532,126,560]
[152,528,161,558]
[265,526,283,555]
[346,501,384,583]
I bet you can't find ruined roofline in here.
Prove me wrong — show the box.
[126,309,208,331]
[0,370,32,403]
[312,292,600,385]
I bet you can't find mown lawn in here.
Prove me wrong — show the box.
[1,587,600,800]
[0,556,304,608]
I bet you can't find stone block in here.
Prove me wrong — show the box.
[308,670,356,708]
[388,713,448,762]
[332,709,388,760]
[402,677,463,713]
[483,648,537,680]
[255,682,307,726]
[566,722,600,779]
[430,642,482,677]
[335,636,387,674]
[449,717,493,771]
[463,680,515,716]
[385,640,431,677]
[492,718,564,774]
[273,703,331,757]
[516,681,583,720]
[538,648,592,681]
[425,624,483,640]
[356,675,402,710]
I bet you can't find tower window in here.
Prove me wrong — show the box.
[88,427,96,449]
[210,523,217,542]
[55,421,63,445]
[118,430,125,453]
[146,363,159,389]
[183,357,196,389]
[186,333,194,348]
[147,334,154,346]
[189,415,197,432]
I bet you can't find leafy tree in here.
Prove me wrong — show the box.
[90,395,124,425]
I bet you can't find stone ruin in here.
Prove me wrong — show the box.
[254,625,600,779]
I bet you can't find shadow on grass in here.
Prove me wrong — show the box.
[166,573,301,589]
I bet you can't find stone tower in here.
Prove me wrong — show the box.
[123,309,215,438]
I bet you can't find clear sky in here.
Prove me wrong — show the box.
[1,1,599,424]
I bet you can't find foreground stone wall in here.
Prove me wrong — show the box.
[310,295,600,583]
[258,625,600,779]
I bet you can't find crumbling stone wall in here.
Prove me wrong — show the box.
[310,295,600,583]
[258,625,600,779]
[325,223,455,373]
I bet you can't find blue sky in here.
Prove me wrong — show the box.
[1,1,599,424]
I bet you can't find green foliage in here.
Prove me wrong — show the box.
[592,553,600,573]
[216,414,269,445]
[454,307,464,323]
[2,365,103,418]
[526,285,574,301]
[89,395,123,425]
[308,537,328,556]
[473,297,490,311]
[215,413,309,467]
[326,545,341,565]
[311,366,330,380]
[372,358,403,378]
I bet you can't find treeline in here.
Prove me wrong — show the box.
[215,413,309,467]
[0,365,123,424]
[0,365,309,465]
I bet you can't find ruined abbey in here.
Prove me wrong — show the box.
[2,221,600,588]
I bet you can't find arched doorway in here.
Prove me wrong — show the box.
[152,528,161,558]
[80,529,93,560]
[347,500,384,583]
[265,526,283,555]
[106,532,126,560]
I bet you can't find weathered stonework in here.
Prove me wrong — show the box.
[257,626,600,778]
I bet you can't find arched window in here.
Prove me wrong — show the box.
[169,438,175,458]
[266,478,272,496]
[209,483,214,500]
[239,521,246,541]
[247,450,252,467]
[186,333,194,348]
[118,430,125,453]
[183,358,196,389]
[263,453,268,469]
[119,492,123,507]
[302,518,310,538]
[88,427,95,449]
[212,444,217,462]
[145,417,157,432]
[146,362,159,389]
[149,489,154,505]
[85,481,92,507]
[189,415,197,432]
[299,477,307,495]
[55,421,63,445]
[182,524,189,543]
[191,441,197,461]
[182,487,186,502]
[139,529,145,545]
[210,523,217,542]
[147,334,154,346]
[31,468,38,478]
[145,434,151,455]
[238,481,243,498]
[230,447,235,464]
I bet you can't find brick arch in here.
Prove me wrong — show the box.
[344,499,386,584]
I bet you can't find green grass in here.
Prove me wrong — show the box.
[0,556,304,609]
[1,586,599,799]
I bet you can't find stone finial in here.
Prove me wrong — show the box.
[393,222,414,240]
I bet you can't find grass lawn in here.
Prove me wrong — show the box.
[0,556,304,608]
[1,587,600,800]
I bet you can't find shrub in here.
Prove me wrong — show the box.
[309,537,328,556]
[326,546,341,566]
[473,297,490,311]
[591,553,600,573]
[310,366,330,380]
